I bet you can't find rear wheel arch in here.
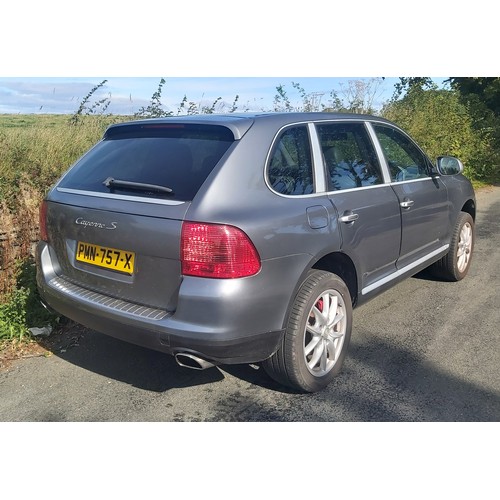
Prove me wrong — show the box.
[312,252,358,306]
[263,269,353,392]
[278,252,358,336]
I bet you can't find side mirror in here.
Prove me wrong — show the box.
[436,156,464,176]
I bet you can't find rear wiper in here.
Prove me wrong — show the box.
[103,177,174,195]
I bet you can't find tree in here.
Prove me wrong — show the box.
[323,78,385,114]
[273,84,293,112]
[134,78,173,118]
[382,86,495,181]
[69,80,111,125]
[448,77,500,116]
[447,77,500,182]
[390,77,434,101]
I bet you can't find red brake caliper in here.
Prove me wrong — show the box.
[317,298,324,312]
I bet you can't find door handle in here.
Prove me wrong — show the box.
[339,213,359,223]
[400,199,414,209]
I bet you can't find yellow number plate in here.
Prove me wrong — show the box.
[76,241,135,274]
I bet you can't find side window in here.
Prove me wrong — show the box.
[373,125,430,182]
[316,122,383,191]
[268,126,314,195]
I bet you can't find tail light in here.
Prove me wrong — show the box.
[39,200,48,242]
[181,222,261,279]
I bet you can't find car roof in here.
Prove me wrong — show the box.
[106,112,395,140]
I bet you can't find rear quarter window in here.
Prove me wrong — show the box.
[267,125,314,196]
[57,124,235,201]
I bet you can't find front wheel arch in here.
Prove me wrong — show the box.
[461,198,476,221]
[431,211,475,281]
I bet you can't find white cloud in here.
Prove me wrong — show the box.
[0,79,152,114]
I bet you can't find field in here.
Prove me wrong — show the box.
[0,114,124,204]
[0,114,127,341]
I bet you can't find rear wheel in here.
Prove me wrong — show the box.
[263,270,352,393]
[432,212,474,281]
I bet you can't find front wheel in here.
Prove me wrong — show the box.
[432,212,475,281]
[263,270,352,393]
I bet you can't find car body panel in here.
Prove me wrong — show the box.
[391,177,450,268]
[43,198,187,310]
[328,185,401,290]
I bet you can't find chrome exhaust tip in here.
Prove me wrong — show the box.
[40,300,57,315]
[175,353,215,370]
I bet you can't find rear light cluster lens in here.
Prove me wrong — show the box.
[39,200,48,242]
[181,222,261,279]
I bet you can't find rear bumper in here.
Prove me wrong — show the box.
[36,242,296,365]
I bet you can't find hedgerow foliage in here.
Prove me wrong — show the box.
[382,83,499,182]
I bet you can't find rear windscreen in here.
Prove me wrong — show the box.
[57,124,235,201]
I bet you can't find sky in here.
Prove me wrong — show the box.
[0,76,435,115]
[1,2,494,116]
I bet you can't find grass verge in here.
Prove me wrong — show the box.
[0,259,60,342]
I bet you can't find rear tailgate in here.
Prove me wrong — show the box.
[42,121,241,311]
[44,196,189,311]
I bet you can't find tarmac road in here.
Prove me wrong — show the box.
[1,186,499,422]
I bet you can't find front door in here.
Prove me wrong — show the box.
[372,124,449,269]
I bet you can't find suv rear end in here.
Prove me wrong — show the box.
[37,116,289,365]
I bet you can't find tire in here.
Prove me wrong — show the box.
[432,212,474,281]
[263,270,352,393]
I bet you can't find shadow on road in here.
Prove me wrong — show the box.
[43,322,225,392]
[214,334,500,421]
[44,320,500,421]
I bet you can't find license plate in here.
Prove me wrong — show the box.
[76,241,135,274]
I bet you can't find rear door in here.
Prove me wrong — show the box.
[316,122,401,290]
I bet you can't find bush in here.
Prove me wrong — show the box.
[0,284,30,340]
[0,116,122,303]
[0,259,58,341]
[382,88,500,182]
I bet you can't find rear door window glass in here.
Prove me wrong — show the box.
[268,126,314,195]
[316,122,383,191]
[57,123,235,201]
